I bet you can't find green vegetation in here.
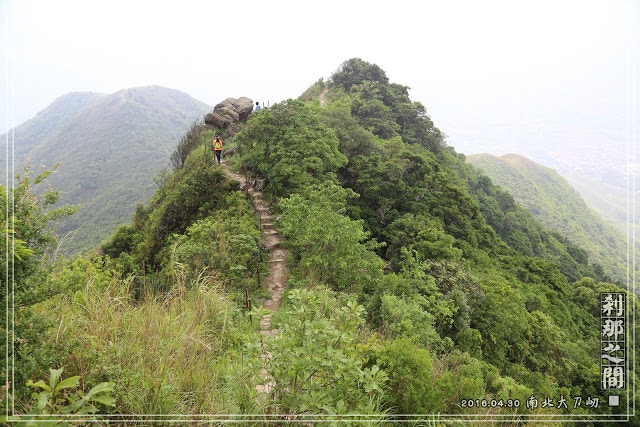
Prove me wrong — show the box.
[4,58,637,425]
[1,165,79,406]
[18,367,115,426]
[233,99,348,198]
[467,153,631,285]
[264,287,387,415]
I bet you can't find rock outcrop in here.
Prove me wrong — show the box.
[204,96,254,135]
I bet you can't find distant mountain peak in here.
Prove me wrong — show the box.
[3,86,212,254]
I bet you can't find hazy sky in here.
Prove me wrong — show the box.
[1,0,638,158]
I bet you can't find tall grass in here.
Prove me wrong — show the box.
[37,266,265,417]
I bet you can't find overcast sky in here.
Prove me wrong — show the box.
[1,0,638,159]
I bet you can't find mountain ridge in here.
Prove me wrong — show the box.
[467,152,630,284]
[9,58,638,422]
[4,91,104,163]
[3,85,212,254]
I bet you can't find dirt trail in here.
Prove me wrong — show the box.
[222,163,286,395]
[319,85,328,106]
[222,165,287,324]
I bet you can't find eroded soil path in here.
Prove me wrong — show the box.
[222,165,287,329]
[319,84,328,106]
[222,163,286,396]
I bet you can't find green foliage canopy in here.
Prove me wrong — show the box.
[234,99,347,198]
[277,181,384,292]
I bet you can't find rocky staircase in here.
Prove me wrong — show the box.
[221,163,286,396]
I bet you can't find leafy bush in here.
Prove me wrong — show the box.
[374,337,435,414]
[378,293,440,348]
[277,182,384,292]
[105,147,238,271]
[234,99,348,198]
[168,192,266,301]
[431,352,486,413]
[15,367,114,426]
[261,287,387,416]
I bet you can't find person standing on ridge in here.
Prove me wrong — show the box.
[254,101,261,111]
[212,134,224,164]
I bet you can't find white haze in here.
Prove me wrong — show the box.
[1,0,638,175]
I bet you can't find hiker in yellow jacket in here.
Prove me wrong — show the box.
[212,134,223,164]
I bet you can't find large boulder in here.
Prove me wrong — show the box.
[215,105,240,122]
[229,97,254,120]
[205,97,254,134]
[214,98,236,112]
[204,112,231,129]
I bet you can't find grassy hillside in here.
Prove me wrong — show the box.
[5,86,212,254]
[8,59,638,424]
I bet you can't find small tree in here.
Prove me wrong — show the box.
[1,165,78,406]
[170,120,206,171]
